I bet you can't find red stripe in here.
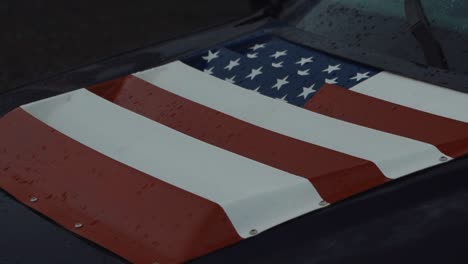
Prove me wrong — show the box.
[0,109,241,264]
[304,84,468,158]
[89,76,389,203]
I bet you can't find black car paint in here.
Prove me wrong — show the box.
[1,1,468,263]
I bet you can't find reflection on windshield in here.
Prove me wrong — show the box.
[421,0,468,33]
[296,0,468,73]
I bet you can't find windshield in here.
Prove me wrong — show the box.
[295,0,468,74]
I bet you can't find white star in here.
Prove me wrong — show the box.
[249,43,266,51]
[225,76,236,84]
[272,76,289,90]
[295,56,314,66]
[350,72,371,81]
[224,58,240,71]
[247,53,258,59]
[202,50,220,62]
[246,66,263,80]
[322,64,341,74]
[298,84,316,99]
[297,69,310,76]
[277,94,288,103]
[325,77,338,84]
[272,61,284,68]
[253,86,261,93]
[203,66,214,75]
[270,50,287,59]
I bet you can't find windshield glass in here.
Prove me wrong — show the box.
[295,0,468,74]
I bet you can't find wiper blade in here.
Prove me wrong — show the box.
[404,0,448,69]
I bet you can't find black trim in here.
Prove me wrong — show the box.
[405,0,448,69]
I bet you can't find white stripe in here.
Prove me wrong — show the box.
[21,89,323,238]
[135,61,449,179]
[351,72,468,123]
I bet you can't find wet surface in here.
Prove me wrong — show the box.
[2,1,468,263]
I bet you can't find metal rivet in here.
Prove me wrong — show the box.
[74,223,83,229]
[439,156,448,162]
[30,197,38,203]
[249,229,258,236]
[319,200,329,207]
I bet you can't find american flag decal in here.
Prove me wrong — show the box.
[1,34,468,264]
[183,35,379,107]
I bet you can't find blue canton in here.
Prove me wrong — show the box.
[183,35,380,107]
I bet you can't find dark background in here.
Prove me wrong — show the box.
[0,0,260,93]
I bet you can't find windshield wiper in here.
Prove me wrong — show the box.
[404,0,448,69]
